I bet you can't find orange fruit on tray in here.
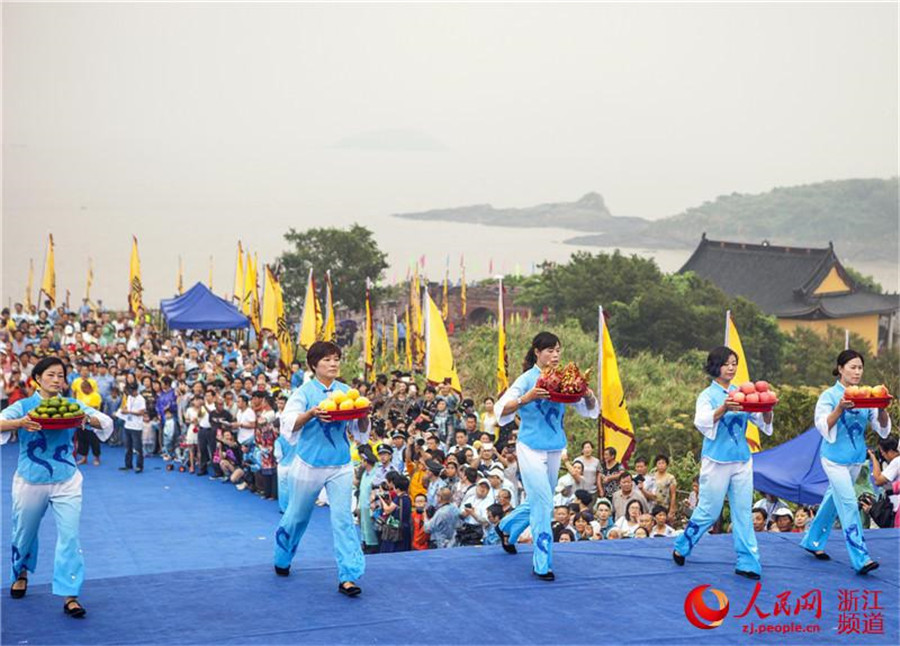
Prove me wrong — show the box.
[354,396,371,409]
[319,399,337,412]
[345,388,360,401]
[339,399,355,411]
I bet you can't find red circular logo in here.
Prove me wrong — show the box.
[684,584,730,630]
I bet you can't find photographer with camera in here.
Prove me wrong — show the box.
[377,474,412,553]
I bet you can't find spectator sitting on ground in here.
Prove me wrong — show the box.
[612,499,645,538]
[594,498,615,538]
[649,505,676,537]
[638,512,654,536]
[770,508,795,533]
[793,506,813,533]
[482,503,505,546]
[752,508,768,532]
[573,512,596,541]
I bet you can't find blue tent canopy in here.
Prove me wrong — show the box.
[160,282,250,330]
[752,427,829,505]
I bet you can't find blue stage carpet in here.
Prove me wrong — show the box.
[2,445,898,645]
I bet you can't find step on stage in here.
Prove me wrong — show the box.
[2,446,897,645]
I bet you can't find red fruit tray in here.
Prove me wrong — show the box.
[27,414,85,430]
[738,402,776,413]
[548,392,584,404]
[845,396,893,409]
[324,407,372,421]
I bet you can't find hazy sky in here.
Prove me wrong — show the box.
[3,2,898,308]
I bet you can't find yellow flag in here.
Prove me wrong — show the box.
[262,266,294,372]
[128,236,143,315]
[393,313,399,367]
[249,253,261,336]
[364,278,374,378]
[381,318,388,363]
[424,290,461,391]
[404,306,413,371]
[177,256,184,295]
[233,242,244,304]
[85,257,94,302]
[261,266,277,333]
[322,270,336,342]
[497,277,509,394]
[298,268,321,350]
[725,310,762,452]
[25,258,34,310]
[241,249,253,316]
[598,306,635,464]
[39,234,56,307]
[460,255,466,319]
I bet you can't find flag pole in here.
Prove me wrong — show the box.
[724,310,731,346]
[844,329,850,350]
[597,305,604,452]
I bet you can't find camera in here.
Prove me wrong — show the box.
[464,503,473,509]
[416,438,425,447]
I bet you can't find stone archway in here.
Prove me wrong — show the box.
[467,307,495,326]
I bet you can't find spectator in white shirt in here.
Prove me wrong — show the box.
[117,384,146,473]
[232,394,257,445]
[870,437,900,525]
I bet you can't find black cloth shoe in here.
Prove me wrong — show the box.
[532,569,555,581]
[118,466,132,471]
[496,525,517,555]
[804,547,831,561]
[63,598,86,618]
[858,561,879,576]
[135,468,143,473]
[9,574,27,599]
[672,550,685,566]
[338,582,362,597]
[274,565,290,577]
[735,569,761,580]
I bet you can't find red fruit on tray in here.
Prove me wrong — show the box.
[537,363,590,397]
[872,384,890,398]
[758,391,776,404]
[730,391,746,403]
[745,393,760,404]
[755,381,769,393]
[739,382,756,395]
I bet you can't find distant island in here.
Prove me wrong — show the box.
[392,178,899,261]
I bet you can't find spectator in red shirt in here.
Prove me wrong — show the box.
[411,493,430,550]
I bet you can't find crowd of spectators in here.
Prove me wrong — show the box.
[1,299,898,557]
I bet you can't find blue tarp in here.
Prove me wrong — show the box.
[160,282,249,330]
[752,427,828,505]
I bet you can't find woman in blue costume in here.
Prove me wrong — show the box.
[493,331,598,581]
[673,346,773,579]
[800,349,891,574]
[273,342,370,596]
[0,356,112,617]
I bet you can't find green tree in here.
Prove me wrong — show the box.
[779,325,872,386]
[516,251,663,331]
[278,225,389,315]
[844,266,884,294]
